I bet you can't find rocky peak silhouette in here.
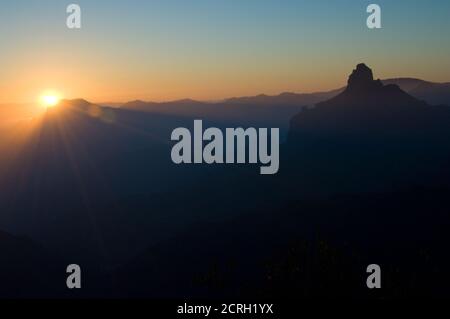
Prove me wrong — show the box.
[287,63,450,144]
[346,63,383,93]
[314,63,425,108]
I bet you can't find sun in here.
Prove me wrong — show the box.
[40,92,61,108]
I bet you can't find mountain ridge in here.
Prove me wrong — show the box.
[115,72,449,109]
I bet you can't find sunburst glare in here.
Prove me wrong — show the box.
[40,92,61,108]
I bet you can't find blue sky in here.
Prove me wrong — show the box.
[1,0,450,103]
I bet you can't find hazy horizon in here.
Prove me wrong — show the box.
[1,72,450,106]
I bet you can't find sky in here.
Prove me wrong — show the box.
[1,0,450,104]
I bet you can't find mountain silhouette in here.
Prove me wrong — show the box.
[289,63,448,139]
[119,71,450,134]
[111,65,450,298]
[382,78,431,92]
[223,90,341,106]
[320,63,427,107]
[0,99,265,270]
[0,100,194,267]
[122,97,304,139]
[287,63,450,194]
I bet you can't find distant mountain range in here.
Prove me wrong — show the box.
[114,74,450,138]
[1,72,448,139]
[382,78,450,106]
[121,97,304,139]
[119,77,450,111]
[223,77,450,106]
